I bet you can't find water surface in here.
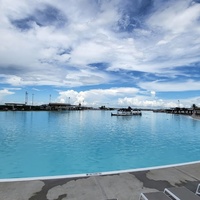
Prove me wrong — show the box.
[0,110,200,179]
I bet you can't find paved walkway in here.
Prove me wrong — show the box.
[0,162,200,200]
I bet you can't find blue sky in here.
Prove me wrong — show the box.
[0,0,200,108]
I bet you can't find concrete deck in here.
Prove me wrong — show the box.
[0,162,200,200]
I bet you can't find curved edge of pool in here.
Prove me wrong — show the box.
[1,160,200,182]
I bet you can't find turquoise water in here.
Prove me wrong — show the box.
[0,110,200,179]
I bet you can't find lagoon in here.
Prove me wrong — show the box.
[0,110,200,179]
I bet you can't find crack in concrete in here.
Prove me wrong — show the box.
[93,176,108,200]
[174,167,200,181]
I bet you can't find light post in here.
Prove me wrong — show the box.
[49,94,51,103]
[32,94,34,106]
[25,91,28,105]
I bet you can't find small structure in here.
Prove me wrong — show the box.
[4,103,26,111]
[193,107,200,115]
[154,107,194,115]
[111,107,142,116]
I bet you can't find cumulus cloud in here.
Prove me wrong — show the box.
[117,95,200,108]
[56,87,198,108]
[57,87,139,107]
[118,97,178,108]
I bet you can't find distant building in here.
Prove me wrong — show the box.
[48,103,73,110]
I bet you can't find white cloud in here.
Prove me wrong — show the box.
[0,0,200,106]
[1,0,199,76]
[32,88,41,91]
[0,89,14,102]
[148,0,200,34]
[181,96,200,108]
[138,80,200,92]
[57,87,139,107]
[63,69,112,87]
[57,87,198,109]
[0,0,121,87]
[0,66,111,87]
[118,97,178,108]
[4,87,21,91]
[139,0,200,72]
[151,91,156,98]
[117,94,200,108]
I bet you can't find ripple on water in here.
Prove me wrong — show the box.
[0,111,200,178]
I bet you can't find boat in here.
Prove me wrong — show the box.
[111,107,142,116]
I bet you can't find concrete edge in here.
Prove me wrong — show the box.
[1,160,200,183]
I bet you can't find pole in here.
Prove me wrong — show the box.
[25,91,28,105]
[49,94,51,103]
[32,94,34,106]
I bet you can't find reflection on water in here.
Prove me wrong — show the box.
[0,110,200,178]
